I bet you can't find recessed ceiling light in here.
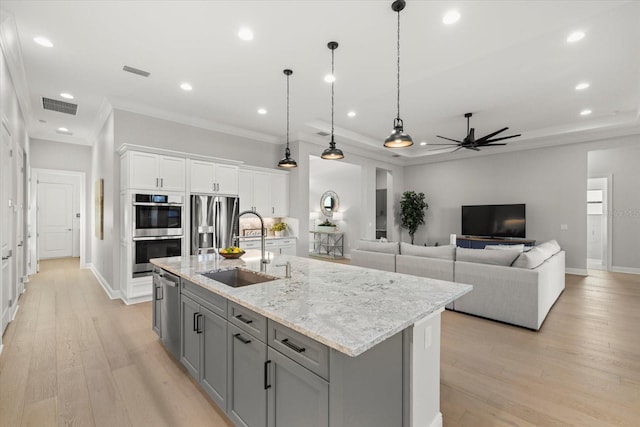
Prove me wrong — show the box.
[58,127,69,132]
[33,36,53,47]
[60,92,74,99]
[567,31,585,43]
[180,82,193,91]
[580,109,592,116]
[324,74,335,83]
[420,141,427,146]
[442,10,461,25]
[257,108,267,115]
[347,111,356,118]
[575,82,590,91]
[238,27,254,41]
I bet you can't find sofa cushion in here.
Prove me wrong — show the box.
[456,247,520,266]
[512,246,554,269]
[536,240,561,258]
[355,239,399,254]
[400,243,455,260]
[485,244,526,253]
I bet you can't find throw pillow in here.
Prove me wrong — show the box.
[512,245,557,269]
[400,243,455,260]
[456,247,521,266]
[356,239,399,254]
[536,240,561,258]
[485,244,525,252]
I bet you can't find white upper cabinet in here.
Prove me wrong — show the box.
[125,151,185,192]
[238,168,289,217]
[270,173,289,217]
[189,160,238,195]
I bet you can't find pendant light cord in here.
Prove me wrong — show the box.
[286,72,290,148]
[331,47,335,141]
[396,9,401,120]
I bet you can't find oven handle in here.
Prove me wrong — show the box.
[133,236,183,241]
[133,202,184,207]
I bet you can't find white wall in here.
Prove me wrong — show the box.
[404,134,640,272]
[309,156,362,257]
[588,145,640,272]
[114,109,282,168]
[30,139,92,264]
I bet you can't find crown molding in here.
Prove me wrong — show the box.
[108,97,281,145]
[0,10,35,135]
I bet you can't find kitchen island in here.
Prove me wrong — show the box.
[151,251,472,427]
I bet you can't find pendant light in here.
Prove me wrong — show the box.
[277,69,298,169]
[321,41,344,160]
[384,0,413,148]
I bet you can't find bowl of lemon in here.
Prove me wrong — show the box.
[218,246,245,259]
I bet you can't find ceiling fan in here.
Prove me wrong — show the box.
[429,113,521,152]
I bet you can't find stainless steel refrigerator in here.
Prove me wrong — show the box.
[190,195,239,255]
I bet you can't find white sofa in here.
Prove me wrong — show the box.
[351,239,565,330]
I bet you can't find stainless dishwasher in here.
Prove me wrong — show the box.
[157,269,181,360]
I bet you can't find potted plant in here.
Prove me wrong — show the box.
[271,222,287,237]
[400,191,428,244]
[316,219,336,232]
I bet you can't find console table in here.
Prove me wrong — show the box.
[309,230,344,259]
[457,236,536,249]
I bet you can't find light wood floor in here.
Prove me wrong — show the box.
[1,259,638,426]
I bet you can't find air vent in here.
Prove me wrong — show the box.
[42,97,78,115]
[392,154,401,158]
[56,129,73,136]
[123,65,150,77]
[316,131,330,136]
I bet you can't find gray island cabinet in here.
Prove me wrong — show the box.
[151,252,472,427]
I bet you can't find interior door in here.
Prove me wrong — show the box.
[16,148,25,292]
[38,181,73,259]
[1,118,13,332]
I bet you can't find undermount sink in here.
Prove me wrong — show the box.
[199,268,278,288]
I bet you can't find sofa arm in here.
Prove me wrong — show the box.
[454,261,541,329]
[351,249,396,272]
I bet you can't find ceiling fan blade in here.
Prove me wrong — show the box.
[481,134,522,144]
[453,147,464,152]
[465,146,480,151]
[475,127,508,143]
[482,143,508,147]
[436,135,463,143]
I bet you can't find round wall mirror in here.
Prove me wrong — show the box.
[320,191,339,217]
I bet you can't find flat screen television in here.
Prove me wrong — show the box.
[461,204,526,238]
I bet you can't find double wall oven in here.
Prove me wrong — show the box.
[132,194,183,277]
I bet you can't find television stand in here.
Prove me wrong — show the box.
[456,236,536,249]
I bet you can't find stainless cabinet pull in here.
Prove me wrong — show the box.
[160,178,164,188]
[234,333,251,344]
[264,360,272,389]
[156,177,159,187]
[281,338,306,353]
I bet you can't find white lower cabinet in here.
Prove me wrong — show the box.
[240,238,296,256]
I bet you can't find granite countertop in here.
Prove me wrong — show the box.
[151,251,472,357]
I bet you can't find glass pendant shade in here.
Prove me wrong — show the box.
[384,118,413,148]
[277,68,297,169]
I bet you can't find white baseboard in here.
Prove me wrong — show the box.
[566,268,588,276]
[86,263,122,300]
[430,412,443,427]
[122,294,152,305]
[612,266,640,275]
[10,304,19,322]
[0,343,3,356]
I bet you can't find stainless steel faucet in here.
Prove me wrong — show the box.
[276,261,292,278]
[238,210,268,271]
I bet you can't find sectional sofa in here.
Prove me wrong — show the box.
[351,240,565,330]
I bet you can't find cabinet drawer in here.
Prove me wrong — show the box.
[268,321,329,381]
[228,301,267,342]
[181,279,227,318]
[279,239,295,247]
[265,240,278,249]
[240,240,261,250]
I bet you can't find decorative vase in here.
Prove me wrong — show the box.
[274,230,284,237]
